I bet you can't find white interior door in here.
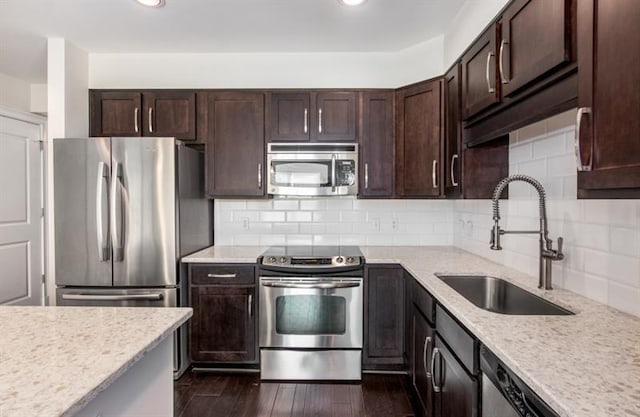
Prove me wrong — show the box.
[0,115,43,305]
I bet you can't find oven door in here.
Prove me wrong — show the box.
[259,277,363,349]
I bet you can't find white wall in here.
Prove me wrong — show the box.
[88,37,444,89]
[215,198,454,247]
[443,0,509,69]
[0,72,32,113]
[454,110,640,317]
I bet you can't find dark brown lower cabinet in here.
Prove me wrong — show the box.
[434,335,478,417]
[364,265,405,369]
[411,304,435,416]
[189,265,257,364]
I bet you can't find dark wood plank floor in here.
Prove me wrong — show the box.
[175,372,416,417]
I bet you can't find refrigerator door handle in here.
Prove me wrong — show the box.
[62,293,163,301]
[96,161,110,262]
[110,162,125,262]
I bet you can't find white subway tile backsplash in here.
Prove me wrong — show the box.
[607,282,640,317]
[286,211,312,222]
[272,199,299,210]
[259,211,285,222]
[299,200,327,210]
[533,135,567,159]
[609,227,640,257]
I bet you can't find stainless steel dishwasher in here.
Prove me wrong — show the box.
[481,345,561,417]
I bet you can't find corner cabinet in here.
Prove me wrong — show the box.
[267,91,357,142]
[576,0,640,198]
[189,264,257,364]
[359,91,395,198]
[198,92,266,198]
[395,79,443,198]
[90,90,197,140]
[363,265,405,369]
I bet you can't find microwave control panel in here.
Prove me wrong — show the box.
[336,160,356,186]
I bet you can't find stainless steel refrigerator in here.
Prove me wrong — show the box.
[54,137,212,377]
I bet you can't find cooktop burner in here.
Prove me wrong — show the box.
[259,246,364,269]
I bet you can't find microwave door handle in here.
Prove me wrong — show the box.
[331,154,337,192]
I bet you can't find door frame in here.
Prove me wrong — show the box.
[0,106,47,305]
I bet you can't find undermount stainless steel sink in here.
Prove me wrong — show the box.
[436,275,574,316]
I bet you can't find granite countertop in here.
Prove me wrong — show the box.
[182,245,640,417]
[0,306,192,417]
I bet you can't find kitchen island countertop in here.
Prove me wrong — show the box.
[182,245,640,417]
[0,306,192,417]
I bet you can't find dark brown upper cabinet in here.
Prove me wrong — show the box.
[499,0,573,98]
[576,0,640,198]
[359,91,395,198]
[90,91,142,137]
[395,79,443,198]
[444,63,462,198]
[267,91,357,142]
[142,91,196,140]
[461,25,500,120]
[90,90,197,140]
[199,92,266,198]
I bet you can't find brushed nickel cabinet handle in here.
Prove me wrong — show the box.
[248,294,253,317]
[134,107,139,133]
[431,347,441,393]
[499,39,509,84]
[432,159,438,189]
[364,163,369,190]
[423,336,432,378]
[304,108,308,133]
[575,107,592,171]
[148,107,154,133]
[451,154,459,187]
[486,52,495,93]
[207,273,237,278]
[318,108,323,133]
[258,163,262,189]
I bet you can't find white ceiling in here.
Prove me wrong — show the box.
[0,0,465,84]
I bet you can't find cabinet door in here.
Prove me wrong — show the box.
[434,335,478,417]
[462,25,500,120]
[364,266,404,367]
[201,92,265,197]
[268,92,311,142]
[359,91,395,198]
[90,91,142,137]
[444,64,462,198]
[577,0,640,196]
[396,79,442,198]
[190,285,256,362]
[142,91,196,140]
[412,306,435,417]
[314,92,357,142]
[500,0,573,97]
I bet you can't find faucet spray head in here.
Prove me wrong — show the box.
[490,221,502,250]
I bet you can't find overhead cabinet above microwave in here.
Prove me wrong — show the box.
[267,91,357,142]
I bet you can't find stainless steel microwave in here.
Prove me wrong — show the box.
[267,143,358,197]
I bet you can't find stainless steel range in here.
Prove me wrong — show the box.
[258,246,365,381]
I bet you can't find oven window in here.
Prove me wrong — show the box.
[275,295,346,335]
[271,161,331,187]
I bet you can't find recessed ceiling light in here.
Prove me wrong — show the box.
[339,0,367,6]
[135,0,165,8]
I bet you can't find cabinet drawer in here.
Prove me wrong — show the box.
[190,264,255,286]
[412,278,435,325]
[436,305,477,375]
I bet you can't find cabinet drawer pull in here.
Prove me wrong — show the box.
[486,51,495,94]
[432,160,438,189]
[207,273,237,278]
[423,336,432,378]
[134,107,139,133]
[148,107,154,133]
[248,294,253,317]
[450,154,459,187]
[318,108,323,133]
[430,347,441,393]
[575,107,592,171]
[304,108,308,133]
[364,163,369,190]
[499,39,509,85]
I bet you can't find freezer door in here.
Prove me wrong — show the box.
[56,287,177,307]
[111,138,177,287]
[54,138,112,287]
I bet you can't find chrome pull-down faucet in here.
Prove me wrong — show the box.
[490,175,564,290]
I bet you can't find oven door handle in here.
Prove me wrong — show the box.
[261,282,360,289]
